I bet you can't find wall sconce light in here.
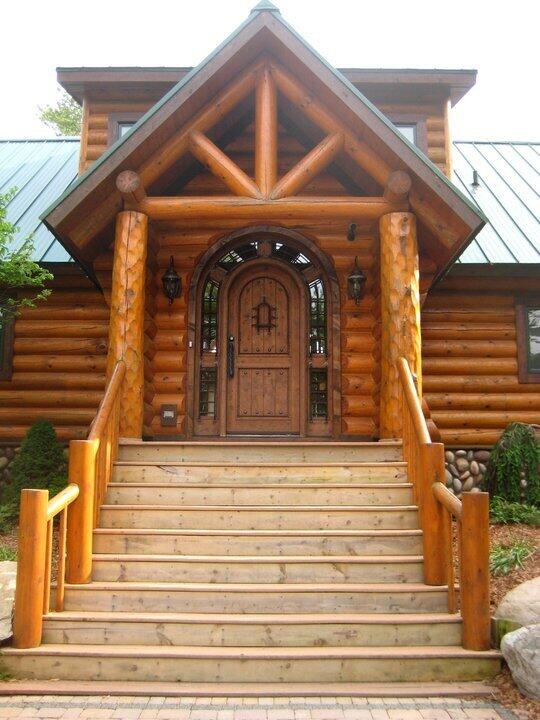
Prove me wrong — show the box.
[347,257,366,305]
[347,222,357,241]
[162,256,182,305]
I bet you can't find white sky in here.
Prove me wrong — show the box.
[1,0,538,141]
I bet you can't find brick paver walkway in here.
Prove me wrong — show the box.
[0,696,521,720]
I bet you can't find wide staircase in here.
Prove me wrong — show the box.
[3,438,500,684]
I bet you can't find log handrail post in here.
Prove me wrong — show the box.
[460,491,491,650]
[419,443,447,585]
[12,489,49,648]
[66,439,98,584]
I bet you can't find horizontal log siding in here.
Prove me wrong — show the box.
[422,275,540,447]
[0,270,109,441]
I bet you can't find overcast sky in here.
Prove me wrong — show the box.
[1,0,538,141]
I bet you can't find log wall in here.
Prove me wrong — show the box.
[422,272,540,447]
[0,267,109,441]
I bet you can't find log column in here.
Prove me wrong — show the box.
[107,210,148,437]
[380,212,421,438]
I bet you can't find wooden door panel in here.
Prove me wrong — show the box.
[227,262,302,435]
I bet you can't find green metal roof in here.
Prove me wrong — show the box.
[0,138,78,261]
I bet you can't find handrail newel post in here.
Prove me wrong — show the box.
[12,489,49,649]
[460,491,491,650]
[419,442,447,586]
[66,439,98,584]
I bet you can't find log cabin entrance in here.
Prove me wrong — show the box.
[188,227,341,438]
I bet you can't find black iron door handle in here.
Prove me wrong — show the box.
[227,335,235,378]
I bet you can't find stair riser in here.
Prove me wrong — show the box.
[91,559,425,584]
[92,533,424,556]
[99,508,419,530]
[41,621,462,647]
[113,465,408,484]
[60,589,447,613]
[118,445,403,463]
[2,655,499,683]
[106,486,414,506]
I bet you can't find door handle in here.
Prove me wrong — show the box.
[227,335,235,378]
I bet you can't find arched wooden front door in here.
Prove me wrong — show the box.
[224,260,306,435]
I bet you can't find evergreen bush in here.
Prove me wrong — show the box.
[0,419,67,530]
[486,423,539,505]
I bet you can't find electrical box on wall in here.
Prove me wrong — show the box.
[160,404,178,427]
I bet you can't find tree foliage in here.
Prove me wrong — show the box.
[39,90,82,136]
[0,189,53,325]
[486,422,540,505]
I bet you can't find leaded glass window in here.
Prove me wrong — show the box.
[199,368,217,417]
[201,280,219,352]
[309,279,326,354]
[310,369,328,419]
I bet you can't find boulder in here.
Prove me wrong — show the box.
[495,577,540,627]
[0,561,17,641]
[501,624,540,700]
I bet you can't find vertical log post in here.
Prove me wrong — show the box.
[419,443,447,585]
[380,212,421,438]
[107,210,148,438]
[461,491,491,650]
[12,489,48,648]
[255,68,278,198]
[66,439,98,584]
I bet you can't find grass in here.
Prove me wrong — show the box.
[0,544,16,561]
[490,538,535,576]
[489,496,540,526]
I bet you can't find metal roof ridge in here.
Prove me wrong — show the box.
[0,137,80,143]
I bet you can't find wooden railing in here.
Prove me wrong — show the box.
[397,357,491,651]
[12,360,125,649]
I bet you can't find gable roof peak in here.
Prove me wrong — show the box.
[250,1,280,14]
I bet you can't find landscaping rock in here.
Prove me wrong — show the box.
[474,450,491,462]
[495,577,540,627]
[470,460,480,476]
[455,450,467,458]
[445,469,453,486]
[0,561,17,641]
[462,477,474,491]
[445,451,455,463]
[501,624,540,700]
[456,458,469,472]
[453,478,462,493]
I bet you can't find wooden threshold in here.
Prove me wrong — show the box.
[0,680,496,697]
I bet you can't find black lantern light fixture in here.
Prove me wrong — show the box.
[162,256,182,305]
[347,256,366,305]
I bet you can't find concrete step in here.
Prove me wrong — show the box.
[91,554,425,584]
[92,528,424,556]
[1,644,501,682]
[105,483,414,507]
[57,582,449,614]
[112,462,408,484]
[117,441,403,464]
[41,611,463,647]
[98,505,419,530]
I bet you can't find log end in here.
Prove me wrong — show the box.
[384,170,412,204]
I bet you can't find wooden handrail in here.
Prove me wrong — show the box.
[432,481,462,520]
[46,483,79,521]
[13,360,126,650]
[88,362,125,440]
[397,357,431,444]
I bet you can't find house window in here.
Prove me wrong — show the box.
[0,316,14,381]
[108,113,140,144]
[516,298,540,383]
[396,124,417,145]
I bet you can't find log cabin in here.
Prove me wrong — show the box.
[1,1,538,687]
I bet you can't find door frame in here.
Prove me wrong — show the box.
[186,225,342,438]
[219,258,307,437]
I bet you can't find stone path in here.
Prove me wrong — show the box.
[0,696,520,719]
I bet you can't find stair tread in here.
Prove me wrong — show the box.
[119,440,402,447]
[93,528,423,536]
[108,483,412,488]
[92,554,424,564]
[101,504,418,511]
[63,581,446,592]
[3,644,500,660]
[43,611,461,624]
[115,461,407,467]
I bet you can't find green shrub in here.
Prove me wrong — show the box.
[490,497,540,525]
[486,423,539,505]
[0,419,67,530]
[0,544,16,561]
[490,538,535,576]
